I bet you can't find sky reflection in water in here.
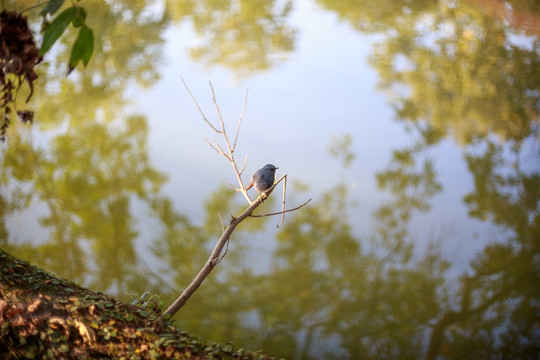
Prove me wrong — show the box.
[2,0,539,359]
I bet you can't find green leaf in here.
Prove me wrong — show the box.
[71,7,87,28]
[68,25,94,74]
[40,0,65,16]
[39,6,77,56]
[79,26,94,66]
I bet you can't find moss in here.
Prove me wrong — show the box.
[0,250,274,360]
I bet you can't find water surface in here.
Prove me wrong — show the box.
[2,0,539,358]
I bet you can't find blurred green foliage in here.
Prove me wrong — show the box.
[1,1,539,359]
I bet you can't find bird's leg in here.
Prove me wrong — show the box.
[258,192,268,203]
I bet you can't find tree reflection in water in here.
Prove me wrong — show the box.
[166,0,297,77]
[1,0,539,359]
[1,0,170,293]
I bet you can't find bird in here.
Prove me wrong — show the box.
[246,164,278,193]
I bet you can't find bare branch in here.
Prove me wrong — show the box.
[239,154,248,176]
[162,81,311,320]
[250,198,312,220]
[159,194,273,320]
[218,212,225,232]
[181,77,221,133]
[212,139,228,157]
[216,238,230,265]
[279,175,288,227]
[209,82,227,135]
[205,138,225,156]
[232,89,248,152]
[235,172,253,204]
[205,82,252,203]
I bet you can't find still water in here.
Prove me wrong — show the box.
[2,0,539,358]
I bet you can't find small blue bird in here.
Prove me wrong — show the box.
[246,164,278,193]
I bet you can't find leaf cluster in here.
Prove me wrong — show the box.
[0,0,96,142]
[39,0,94,74]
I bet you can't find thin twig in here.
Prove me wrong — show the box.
[250,198,312,219]
[228,183,240,190]
[232,90,248,152]
[210,82,227,135]
[218,212,225,232]
[205,138,225,156]
[181,77,221,133]
[216,238,230,265]
[212,140,230,156]
[279,175,287,227]
[239,154,248,175]
[21,1,49,14]
[206,82,252,204]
